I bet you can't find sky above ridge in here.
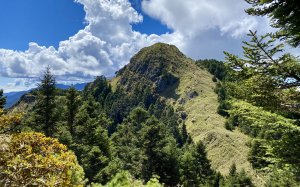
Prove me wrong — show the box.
[0,0,273,92]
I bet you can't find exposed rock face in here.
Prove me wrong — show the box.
[186,90,198,99]
[155,73,179,93]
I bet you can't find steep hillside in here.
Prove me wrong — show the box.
[9,93,37,113]
[4,90,29,108]
[110,43,263,185]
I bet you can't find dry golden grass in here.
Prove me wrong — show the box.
[109,76,120,92]
[166,59,265,186]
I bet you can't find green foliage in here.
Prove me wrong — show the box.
[196,59,227,80]
[32,67,57,136]
[218,100,230,117]
[227,100,300,176]
[179,142,214,186]
[66,86,80,135]
[0,89,6,109]
[104,86,140,125]
[0,132,85,186]
[91,171,163,187]
[212,76,218,82]
[222,164,254,187]
[265,169,299,187]
[73,101,113,184]
[112,108,184,186]
[84,76,111,104]
[248,139,270,169]
[229,163,237,177]
[224,31,300,116]
[140,117,180,185]
[224,121,234,131]
[245,0,300,47]
[223,17,300,183]
[111,108,148,178]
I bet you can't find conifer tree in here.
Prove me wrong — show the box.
[73,100,113,184]
[66,86,79,135]
[0,89,6,109]
[223,164,254,187]
[180,142,214,186]
[34,67,57,136]
[140,116,180,186]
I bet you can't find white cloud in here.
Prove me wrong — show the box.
[142,0,259,38]
[2,78,37,92]
[0,0,272,92]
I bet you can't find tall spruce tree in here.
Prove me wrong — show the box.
[66,86,79,135]
[140,116,180,186]
[0,89,6,109]
[180,142,214,186]
[34,67,57,136]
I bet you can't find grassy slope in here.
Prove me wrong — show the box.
[166,58,264,185]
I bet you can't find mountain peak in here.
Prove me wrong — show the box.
[139,42,182,54]
[130,43,186,66]
[116,43,190,93]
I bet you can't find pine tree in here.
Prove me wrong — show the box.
[180,142,214,186]
[73,101,113,184]
[0,89,6,109]
[34,67,57,136]
[111,108,150,178]
[140,116,180,186]
[224,164,254,187]
[66,86,79,135]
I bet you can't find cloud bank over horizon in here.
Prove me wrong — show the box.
[0,0,271,91]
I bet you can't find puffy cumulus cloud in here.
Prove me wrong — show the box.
[142,0,258,38]
[0,0,158,81]
[141,0,273,59]
[0,0,271,89]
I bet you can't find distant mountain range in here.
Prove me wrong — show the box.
[4,83,88,108]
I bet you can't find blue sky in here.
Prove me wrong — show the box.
[0,0,271,92]
[0,0,172,91]
[0,0,86,50]
[129,0,172,35]
[0,0,170,50]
